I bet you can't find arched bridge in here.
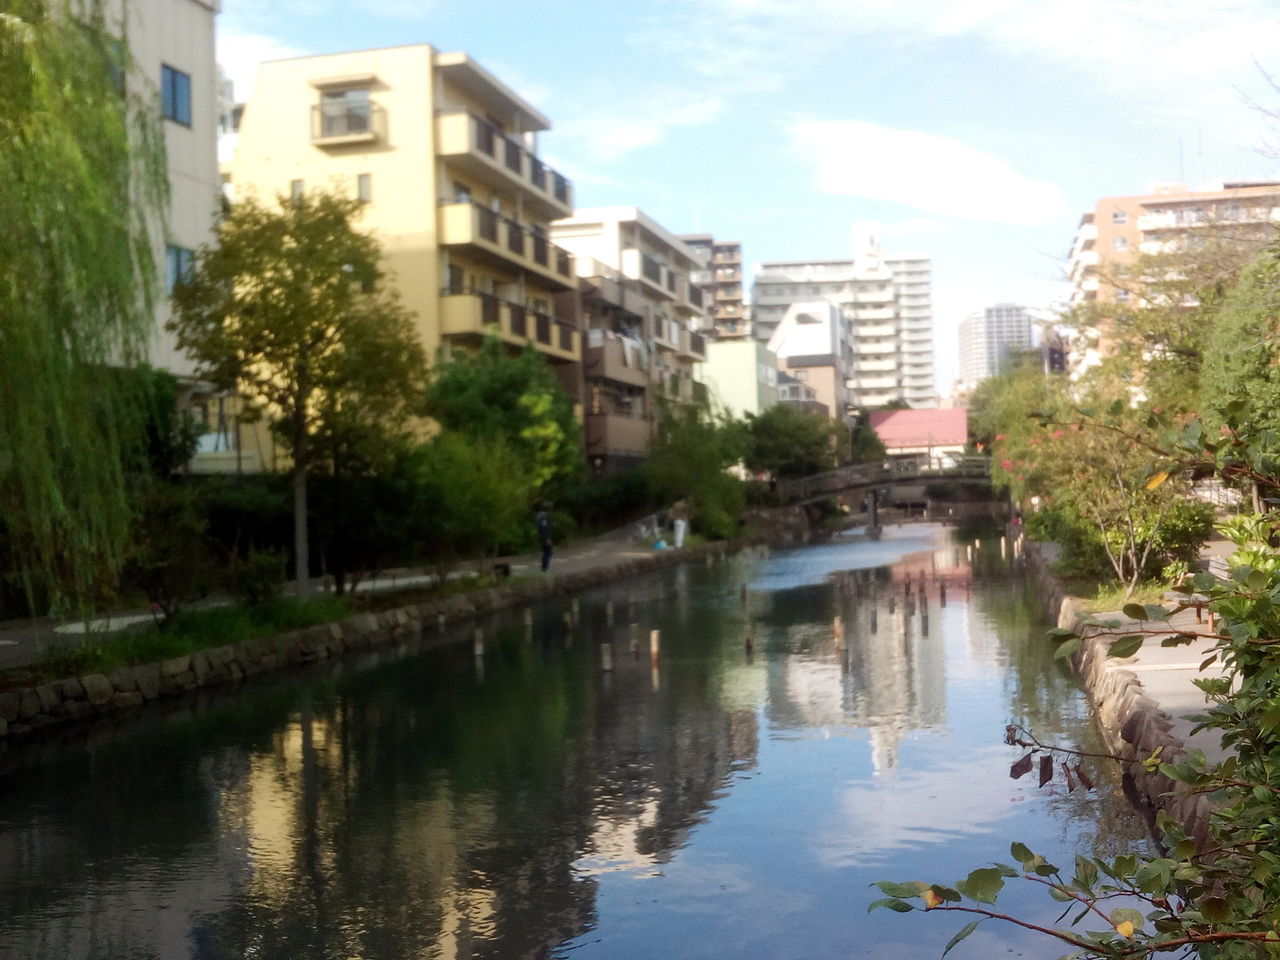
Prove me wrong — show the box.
[775,456,992,505]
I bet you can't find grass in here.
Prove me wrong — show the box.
[1069,579,1170,614]
[32,595,350,684]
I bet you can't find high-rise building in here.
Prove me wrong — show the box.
[551,207,710,472]
[957,303,1032,390]
[1066,180,1280,308]
[752,230,935,410]
[228,44,580,392]
[679,235,747,338]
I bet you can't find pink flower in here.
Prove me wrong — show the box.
[1050,430,1065,439]
[994,434,1006,441]
[1001,459,1013,470]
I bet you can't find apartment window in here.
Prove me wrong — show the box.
[1111,210,1127,225]
[165,245,194,292]
[290,179,304,202]
[454,182,471,204]
[357,173,372,204]
[1115,289,1131,302]
[446,264,464,295]
[1112,236,1129,251]
[161,64,191,126]
[319,87,371,137]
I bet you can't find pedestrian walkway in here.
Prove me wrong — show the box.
[0,525,671,673]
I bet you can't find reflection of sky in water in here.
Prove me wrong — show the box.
[0,523,1153,960]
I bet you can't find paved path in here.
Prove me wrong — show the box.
[0,527,666,672]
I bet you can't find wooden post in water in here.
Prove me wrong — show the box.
[649,629,661,664]
[629,622,640,654]
[833,615,843,649]
[601,643,613,672]
[473,628,484,657]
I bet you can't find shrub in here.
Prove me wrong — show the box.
[228,550,286,607]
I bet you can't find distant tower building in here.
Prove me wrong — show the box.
[957,303,1032,389]
[680,234,747,338]
[751,224,935,409]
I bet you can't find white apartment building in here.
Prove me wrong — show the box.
[764,300,853,419]
[701,339,779,418]
[752,231,935,410]
[551,206,709,408]
[957,303,1032,390]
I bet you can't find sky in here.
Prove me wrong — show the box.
[217,0,1280,394]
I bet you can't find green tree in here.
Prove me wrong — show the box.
[425,335,582,498]
[170,190,425,594]
[646,405,745,539]
[743,404,840,478]
[0,0,168,612]
[408,432,533,565]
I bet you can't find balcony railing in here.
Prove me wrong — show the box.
[311,102,385,143]
[440,202,575,285]
[689,332,706,356]
[437,110,574,213]
[687,285,704,308]
[641,253,662,285]
[441,291,577,356]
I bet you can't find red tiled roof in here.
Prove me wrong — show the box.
[869,408,968,449]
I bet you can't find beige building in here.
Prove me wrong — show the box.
[1067,180,1280,308]
[227,44,580,410]
[552,208,709,471]
[680,235,747,338]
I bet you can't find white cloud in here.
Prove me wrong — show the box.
[559,95,724,162]
[789,119,1067,226]
[663,0,1280,144]
[216,29,306,102]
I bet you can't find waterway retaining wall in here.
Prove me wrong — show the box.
[0,540,741,745]
[1022,538,1214,847]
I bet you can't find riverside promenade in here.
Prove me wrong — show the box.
[0,525,663,673]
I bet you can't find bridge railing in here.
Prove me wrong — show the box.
[774,455,991,504]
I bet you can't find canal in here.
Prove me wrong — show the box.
[0,524,1153,959]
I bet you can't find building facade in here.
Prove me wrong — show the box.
[700,339,779,419]
[228,44,580,389]
[680,235,747,338]
[1066,180,1280,309]
[956,303,1032,390]
[752,235,935,411]
[551,208,710,472]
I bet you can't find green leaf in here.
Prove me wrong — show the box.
[1142,604,1170,621]
[956,867,1005,904]
[1053,638,1082,660]
[1110,907,1145,933]
[942,920,980,957]
[1046,627,1077,639]
[874,881,927,898]
[1122,603,1147,620]
[930,885,962,904]
[1010,842,1034,867]
[1107,634,1144,659]
[868,897,915,913]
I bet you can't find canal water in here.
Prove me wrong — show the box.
[0,524,1153,960]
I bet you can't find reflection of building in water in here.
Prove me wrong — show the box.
[759,545,967,773]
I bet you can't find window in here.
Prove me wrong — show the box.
[1114,289,1131,302]
[446,264,464,295]
[357,173,372,204]
[290,179,304,202]
[792,370,808,380]
[1112,236,1129,252]
[165,245,194,292]
[454,182,471,204]
[161,64,191,126]
[319,87,371,137]
[1111,210,1127,225]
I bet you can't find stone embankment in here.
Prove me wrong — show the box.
[0,540,735,744]
[1022,539,1217,847]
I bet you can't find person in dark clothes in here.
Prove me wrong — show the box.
[536,502,554,572]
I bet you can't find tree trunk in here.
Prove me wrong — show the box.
[293,461,310,596]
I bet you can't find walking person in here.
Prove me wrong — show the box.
[670,498,690,549]
[536,502,554,572]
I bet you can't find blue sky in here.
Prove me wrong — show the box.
[218,0,1280,391]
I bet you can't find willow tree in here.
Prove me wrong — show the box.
[170,191,424,595]
[0,0,168,612]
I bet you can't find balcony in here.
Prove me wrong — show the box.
[435,110,573,219]
[440,292,578,362]
[585,412,652,457]
[311,102,386,146]
[622,249,677,300]
[714,302,745,321]
[650,315,680,350]
[673,276,705,316]
[676,328,706,360]
[439,203,574,290]
[856,342,896,355]
[584,335,649,388]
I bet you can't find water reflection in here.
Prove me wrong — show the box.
[0,524,1152,960]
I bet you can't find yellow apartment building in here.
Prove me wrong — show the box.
[227,44,580,390]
